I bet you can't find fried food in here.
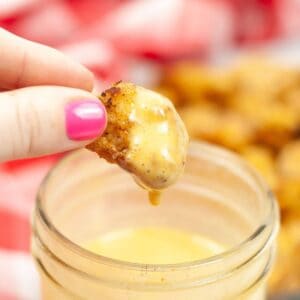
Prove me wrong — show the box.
[232,97,298,148]
[214,112,255,151]
[269,215,300,293]
[241,145,278,190]
[178,103,221,141]
[277,140,300,179]
[87,82,189,203]
[277,178,300,211]
[162,63,234,105]
[269,220,300,292]
[276,141,300,211]
[285,88,300,113]
[231,58,300,97]
[154,85,181,107]
[255,104,298,149]
[157,57,300,292]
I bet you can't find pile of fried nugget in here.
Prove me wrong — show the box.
[156,58,300,293]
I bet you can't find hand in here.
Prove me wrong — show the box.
[0,29,107,162]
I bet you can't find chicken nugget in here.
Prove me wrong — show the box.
[277,140,300,179]
[178,103,221,141]
[241,145,278,190]
[162,63,234,105]
[214,112,255,151]
[87,82,189,203]
[232,58,300,97]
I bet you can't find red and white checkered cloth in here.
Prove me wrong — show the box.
[0,156,58,300]
[0,250,40,300]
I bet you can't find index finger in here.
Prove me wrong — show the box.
[0,29,94,91]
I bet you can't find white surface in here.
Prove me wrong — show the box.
[0,250,40,300]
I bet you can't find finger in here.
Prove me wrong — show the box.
[0,29,94,91]
[0,86,107,162]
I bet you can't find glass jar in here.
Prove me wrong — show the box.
[31,142,279,300]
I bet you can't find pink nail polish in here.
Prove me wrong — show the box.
[65,100,107,141]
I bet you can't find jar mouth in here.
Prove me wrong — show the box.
[35,141,279,272]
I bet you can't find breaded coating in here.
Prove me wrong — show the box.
[86,82,135,169]
[87,81,188,194]
[241,145,278,190]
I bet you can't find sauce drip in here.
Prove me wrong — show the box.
[148,190,161,206]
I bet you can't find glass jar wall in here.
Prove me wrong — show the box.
[32,142,279,300]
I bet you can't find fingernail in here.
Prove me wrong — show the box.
[65,100,107,141]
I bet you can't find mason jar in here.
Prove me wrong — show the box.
[31,142,279,300]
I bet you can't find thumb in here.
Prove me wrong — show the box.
[0,86,107,162]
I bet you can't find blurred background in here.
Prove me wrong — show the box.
[1,0,300,299]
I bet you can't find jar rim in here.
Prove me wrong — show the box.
[35,141,279,272]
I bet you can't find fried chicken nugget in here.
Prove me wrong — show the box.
[178,103,221,141]
[86,82,189,195]
[277,179,300,211]
[256,104,298,149]
[232,58,300,97]
[241,145,278,190]
[213,112,255,151]
[277,140,300,179]
[270,215,300,293]
[232,96,297,149]
[285,88,300,114]
[269,223,300,293]
[162,63,234,105]
[276,140,300,210]
[154,85,180,107]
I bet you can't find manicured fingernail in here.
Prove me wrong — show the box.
[65,100,107,141]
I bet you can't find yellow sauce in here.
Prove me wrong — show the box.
[126,85,189,203]
[84,227,224,264]
[148,190,161,206]
[87,82,188,205]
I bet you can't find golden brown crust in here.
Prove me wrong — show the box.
[87,81,188,193]
[86,82,136,167]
